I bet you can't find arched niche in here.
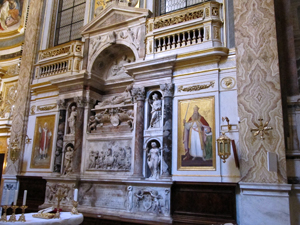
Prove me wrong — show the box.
[89,44,135,87]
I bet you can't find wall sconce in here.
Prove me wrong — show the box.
[10,138,20,163]
[217,132,231,163]
[216,117,235,163]
[25,135,32,144]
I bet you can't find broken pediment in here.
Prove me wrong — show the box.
[81,1,150,35]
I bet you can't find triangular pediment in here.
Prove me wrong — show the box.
[81,2,150,35]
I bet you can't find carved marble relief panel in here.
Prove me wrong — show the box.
[86,140,132,171]
[45,182,75,205]
[88,85,134,134]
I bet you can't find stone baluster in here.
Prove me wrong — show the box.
[172,34,176,49]
[198,27,203,42]
[162,37,166,51]
[157,38,161,52]
[166,36,171,50]
[131,87,145,178]
[160,83,174,177]
[187,31,191,45]
[192,29,196,44]
[182,32,186,47]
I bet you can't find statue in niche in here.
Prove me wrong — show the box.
[149,93,162,128]
[147,142,161,180]
[63,146,74,175]
[68,106,77,134]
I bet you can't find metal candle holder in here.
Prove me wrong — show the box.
[18,205,28,222]
[8,205,19,222]
[71,201,79,215]
[0,205,8,222]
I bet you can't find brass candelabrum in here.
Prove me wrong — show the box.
[18,205,28,222]
[0,205,8,222]
[54,189,65,219]
[8,205,18,222]
[71,201,79,215]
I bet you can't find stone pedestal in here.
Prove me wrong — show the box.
[239,183,291,225]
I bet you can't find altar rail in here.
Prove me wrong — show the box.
[146,1,223,57]
[35,41,84,79]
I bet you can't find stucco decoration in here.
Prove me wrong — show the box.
[233,0,286,183]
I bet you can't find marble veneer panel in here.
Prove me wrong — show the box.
[5,0,44,175]
[239,183,291,225]
[233,0,286,182]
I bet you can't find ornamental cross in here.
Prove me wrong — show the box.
[250,118,273,139]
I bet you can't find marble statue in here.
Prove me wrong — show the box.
[147,142,161,180]
[63,146,74,175]
[149,93,162,128]
[68,106,77,134]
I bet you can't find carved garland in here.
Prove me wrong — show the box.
[178,81,215,92]
[37,104,57,111]
[154,9,204,29]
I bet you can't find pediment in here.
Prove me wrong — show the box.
[81,2,150,35]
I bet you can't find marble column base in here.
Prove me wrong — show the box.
[238,182,291,225]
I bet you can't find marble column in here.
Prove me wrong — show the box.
[73,97,85,174]
[53,100,67,173]
[233,1,290,224]
[4,0,43,175]
[131,87,145,178]
[160,83,173,177]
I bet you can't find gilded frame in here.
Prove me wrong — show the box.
[177,96,216,171]
[30,115,55,169]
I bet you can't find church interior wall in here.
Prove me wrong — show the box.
[0,0,299,224]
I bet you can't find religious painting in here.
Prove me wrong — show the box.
[0,0,25,34]
[177,96,216,170]
[30,115,55,169]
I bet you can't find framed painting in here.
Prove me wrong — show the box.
[177,96,216,171]
[30,115,55,169]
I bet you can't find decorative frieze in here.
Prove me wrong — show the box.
[37,104,57,111]
[178,81,215,92]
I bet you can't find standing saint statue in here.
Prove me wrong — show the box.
[147,142,161,180]
[39,122,52,159]
[183,105,212,161]
[149,93,162,128]
[68,106,77,134]
[63,146,74,175]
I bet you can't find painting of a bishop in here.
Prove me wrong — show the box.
[182,105,213,166]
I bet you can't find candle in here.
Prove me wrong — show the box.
[23,190,27,206]
[14,190,18,205]
[5,190,9,205]
[74,189,78,202]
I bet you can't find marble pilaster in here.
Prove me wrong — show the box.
[160,83,173,176]
[73,97,85,174]
[131,87,145,178]
[4,0,43,175]
[233,0,286,183]
[53,100,67,173]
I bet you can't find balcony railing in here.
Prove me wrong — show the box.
[146,1,223,58]
[35,41,84,79]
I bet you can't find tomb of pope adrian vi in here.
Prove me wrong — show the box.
[0,0,300,224]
